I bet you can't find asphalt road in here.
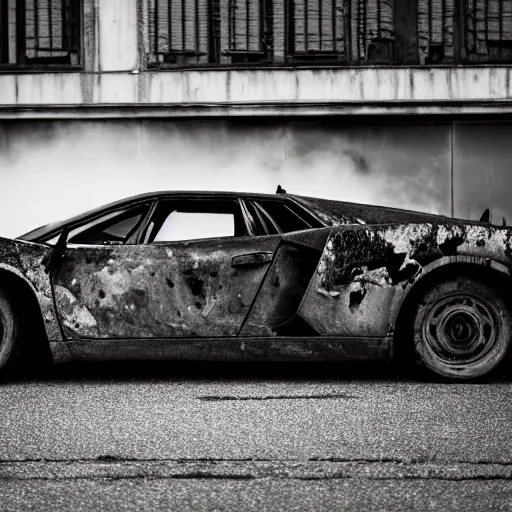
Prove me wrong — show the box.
[1,361,511,511]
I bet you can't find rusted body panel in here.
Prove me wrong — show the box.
[53,236,280,339]
[240,228,331,336]
[0,237,61,341]
[4,187,512,367]
[239,242,320,336]
[298,223,512,338]
[51,336,393,363]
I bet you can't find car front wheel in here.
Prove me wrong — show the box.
[410,275,511,381]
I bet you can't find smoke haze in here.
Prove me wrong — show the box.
[0,119,459,238]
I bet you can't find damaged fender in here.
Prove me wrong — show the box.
[297,223,512,338]
[0,237,62,342]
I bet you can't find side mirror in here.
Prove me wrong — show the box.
[479,208,491,223]
[44,228,69,274]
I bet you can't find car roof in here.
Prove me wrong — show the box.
[17,190,288,241]
[18,189,489,243]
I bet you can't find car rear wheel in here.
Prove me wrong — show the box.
[410,276,511,381]
[0,289,21,378]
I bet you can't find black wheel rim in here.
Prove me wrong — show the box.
[423,293,498,367]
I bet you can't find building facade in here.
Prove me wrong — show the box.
[1,0,512,237]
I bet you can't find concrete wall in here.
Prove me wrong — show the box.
[1,118,507,239]
[2,67,512,109]
[454,122,512,224]
[98,0,139,72]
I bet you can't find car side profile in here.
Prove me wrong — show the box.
[0,188,511,381]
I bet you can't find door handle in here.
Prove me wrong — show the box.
[232,252,273,267]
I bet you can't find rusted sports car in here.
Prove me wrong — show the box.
[0,188,511,381]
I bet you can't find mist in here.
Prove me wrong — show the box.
[0,119,453,238]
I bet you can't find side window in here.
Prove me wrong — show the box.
[66,206,149,245]
[243,200,278,236]
[146,200,246,243]
[154,212,235,242]
[250,200,323,234]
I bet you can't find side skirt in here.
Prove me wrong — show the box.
[49,336,393,364]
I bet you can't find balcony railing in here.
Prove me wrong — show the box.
[0,0,81,67]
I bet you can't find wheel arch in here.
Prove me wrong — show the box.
[392,255,512,351]
[0,264,53,366]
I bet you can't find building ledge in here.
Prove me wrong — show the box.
[1,67,512,116]
[2,100,512,119]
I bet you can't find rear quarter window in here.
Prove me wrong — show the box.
[252,200,323,233]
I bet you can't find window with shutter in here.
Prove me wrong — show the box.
[417,0,455,64]
[287,0,395,64]
[221,0,272,63]
[148,0,219,65]
[148,0,272,65]
[143,0,512,67]
[464,0,512,62]
[416,0,512,65]
[350,0,395,63]
[0,0,80,67]
[287,0,347,62]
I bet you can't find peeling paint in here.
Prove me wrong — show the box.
[353,266,393,287]
[0,237,61,342]
[298,221,512,338]
[2,201,512,366]
[2,67,512,108]
[53,236,281,339]
[54,285,99,337]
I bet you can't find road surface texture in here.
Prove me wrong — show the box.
[0,361,511,511]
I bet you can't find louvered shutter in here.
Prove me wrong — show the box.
[291,0,346,58]
[464,0,512,62]
[417,0,454,63]
[350,0,394,61]
[148,0,211,64]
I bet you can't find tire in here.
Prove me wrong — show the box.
[410,275,511,381]
[0,288,21,379]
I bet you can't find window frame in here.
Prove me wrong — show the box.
[141,0,512,68]
[139,196,255,244]
[145,0,273,68]
[252,201,282,234]
[244,197,325,235]
[40,201,154,246]
[240,199,275,235]
[67,206,149,246]
[0,0,83,70]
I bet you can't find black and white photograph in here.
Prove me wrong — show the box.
[1,0,512,510]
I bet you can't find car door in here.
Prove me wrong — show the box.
[236,197,329,336]
[51,196,281,339]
